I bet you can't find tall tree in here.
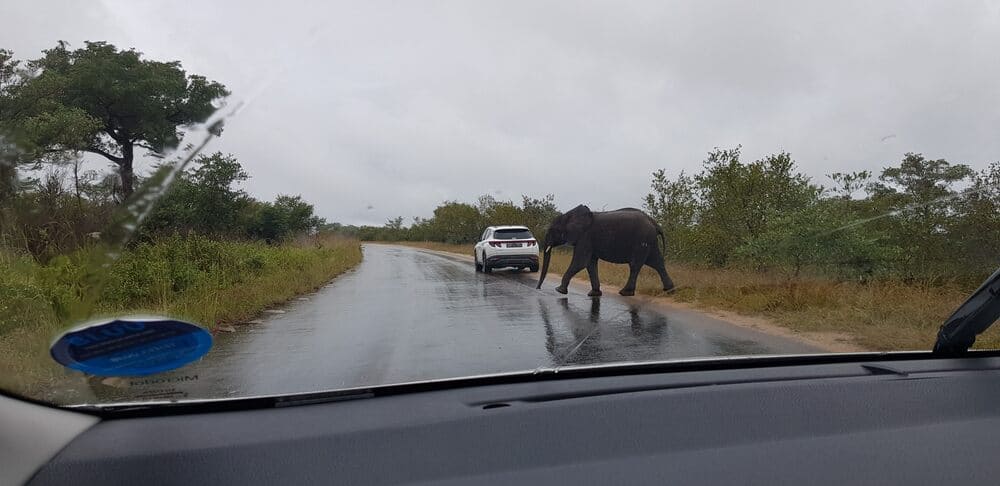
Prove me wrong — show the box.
[868,153,974,268]
[520,194,559,240]
[643,169,700,260]
[0,41,228,199]
[693,147,819,265]
[0,49,24,202]
[432,202,481,243]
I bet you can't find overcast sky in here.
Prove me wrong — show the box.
[3,1,1000,225]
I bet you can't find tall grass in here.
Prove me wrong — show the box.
[0,235,362,398]
[392,241,990,351]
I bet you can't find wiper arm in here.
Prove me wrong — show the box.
[933,266,1000,356]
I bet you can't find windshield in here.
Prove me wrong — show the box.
[494,229,533,240]
[1,2,999,407]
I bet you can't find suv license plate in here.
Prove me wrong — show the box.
[508,243,522,248]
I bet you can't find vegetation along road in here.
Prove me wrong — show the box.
[3,41,998,403]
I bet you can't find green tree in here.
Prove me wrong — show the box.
[385,216,404,231]
[372,216,404,240]
[827,171,873,200]
[247,202,287,243]
[432,202,481,243]
[951,162,1000,274]
[0,42,228,198]
[520,194,559,240]
[734,200,897,279]
[319,222,361,238]
[408,216,433,241]
[481,199,524,228]
[248,195,324,243]
[1,49,27,202]
[0,137,17,204]
[694,147,820,265]
[476,193,559,239]
[143,152,252,236]
[868,153,975,272]
[274,195,324,234]
[356,225,382,241]
[643,169,699,259]
[871,153,973,204]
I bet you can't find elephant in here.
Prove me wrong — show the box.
[536,205,675,297]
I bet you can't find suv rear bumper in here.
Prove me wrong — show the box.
[486,254,539,268]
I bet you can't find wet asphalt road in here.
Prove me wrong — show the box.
[92,244,821,402]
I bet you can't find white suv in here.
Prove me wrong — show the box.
[474,226,539,273]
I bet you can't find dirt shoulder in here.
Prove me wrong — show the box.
[381,242,867,353]
[630,295,866,353]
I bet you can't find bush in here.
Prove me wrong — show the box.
[351,193,559,244]
[645,149,998,282]
[0,235,363,400]
[732,201,899,279]
[0,235,363,335]
[0,250,59,335]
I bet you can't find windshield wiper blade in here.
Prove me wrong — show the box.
[933,266,1000,356]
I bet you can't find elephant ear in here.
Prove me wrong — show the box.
[564,204,594,245]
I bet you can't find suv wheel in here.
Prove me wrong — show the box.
[474,252,482,272]
[482,253,493,274]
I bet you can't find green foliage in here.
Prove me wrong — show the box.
[0,235,362,335]
[2,150,325,263]
[944,162,1000,273]
[143,152,253,236]
[100,235,266,308]
[0,42,229,197]
[0,250,59,334]
[643,169,699,260]
[247,195,325,243]
[733,200,898,279]
[519,194,561,242]
[351,194,559,244]
[433,201,482,243]
[866,153,978,276]
[139,152,324,243]
[319,222,361,238]
[694,148,821,264]
[645,149,998,281]
[0,166,114,261]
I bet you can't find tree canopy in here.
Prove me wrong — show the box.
[0,41,228,198]
[643,149,995,281]
[351,194,560,244]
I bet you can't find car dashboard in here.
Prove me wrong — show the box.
[8,353,1000,485]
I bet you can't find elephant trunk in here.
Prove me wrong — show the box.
[536,244,552,289]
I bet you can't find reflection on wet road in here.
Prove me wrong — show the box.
[96,245,820,401]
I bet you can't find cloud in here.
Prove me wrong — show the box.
[4,0,1000,225]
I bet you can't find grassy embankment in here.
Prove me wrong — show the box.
[0,235,362,396]
[389,241,993,351]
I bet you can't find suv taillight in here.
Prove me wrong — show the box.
[489,241,502,247]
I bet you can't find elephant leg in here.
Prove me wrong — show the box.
[620,245,650,297]
[646,247,676,293]
[619,261,642,296]
[586,258,602,297]
[556,250,588,294]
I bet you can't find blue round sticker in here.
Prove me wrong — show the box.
[50,317,213,376]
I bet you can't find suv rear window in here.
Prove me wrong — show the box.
[494,229,533,240]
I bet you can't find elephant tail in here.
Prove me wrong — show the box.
[641,210,667,255]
